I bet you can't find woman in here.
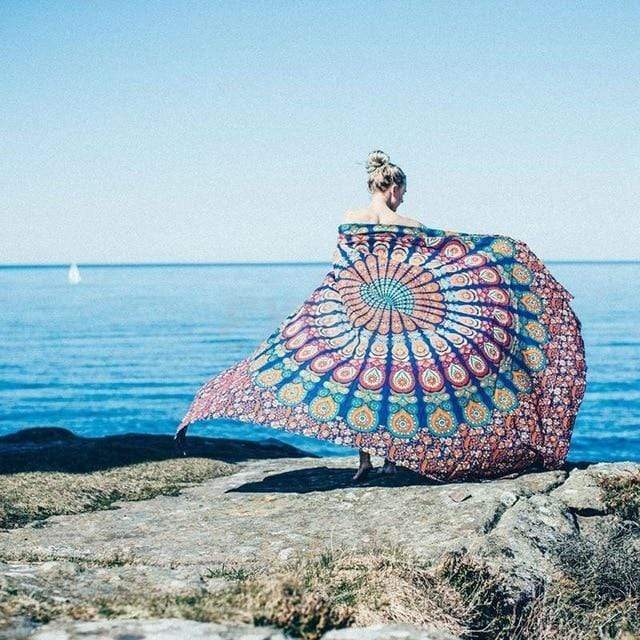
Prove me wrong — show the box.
[176,150,586,484]
[344,150,422,480]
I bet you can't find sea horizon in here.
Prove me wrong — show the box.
[2,259,639,269]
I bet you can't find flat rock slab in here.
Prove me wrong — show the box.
[0,456,567,570]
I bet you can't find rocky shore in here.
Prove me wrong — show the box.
[1,428,639,639]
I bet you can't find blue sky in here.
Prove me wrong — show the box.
[1,1,638,263]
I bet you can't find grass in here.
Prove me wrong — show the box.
[516,521,640,639]
[598,470,640,522]
[0,457,235,529]
[2,525,640,639]
[0,544,522,640]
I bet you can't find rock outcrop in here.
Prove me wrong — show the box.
[0,429,638,639]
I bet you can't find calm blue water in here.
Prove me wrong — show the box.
[1,263,639,462]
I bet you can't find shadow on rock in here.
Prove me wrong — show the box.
[0,426,316,474]
[227,464,443,493]
[228,460,597,495]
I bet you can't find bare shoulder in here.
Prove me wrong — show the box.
[342,209,423,227]
[342,208,377,224]
[399,215,424,228]
[379,213,423,228]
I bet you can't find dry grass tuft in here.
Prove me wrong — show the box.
[436,551,521,639]
[598,470,640,522]
[517,520,640,640]
[195,545,517,640]
[237,546,439,639]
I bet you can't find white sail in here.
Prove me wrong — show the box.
[68,263,81,284]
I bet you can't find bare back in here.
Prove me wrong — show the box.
[343,207,423,228]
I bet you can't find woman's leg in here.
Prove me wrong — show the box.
[352,450,373,481]
[379,458,398,474]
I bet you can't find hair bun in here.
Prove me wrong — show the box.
[366,150,390,174]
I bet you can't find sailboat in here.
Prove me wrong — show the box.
[68,263,81,285]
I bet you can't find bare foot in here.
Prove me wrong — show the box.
[352,462,373,482]
[352,450,373,482]
[377,459,399,475]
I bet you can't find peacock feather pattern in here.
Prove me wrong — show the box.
[176,223,586,481]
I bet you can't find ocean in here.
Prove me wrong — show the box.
[1,262,638,462]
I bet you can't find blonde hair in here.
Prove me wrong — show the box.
[366,150,406,194]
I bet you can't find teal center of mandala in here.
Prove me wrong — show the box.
[360,278,415,314]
